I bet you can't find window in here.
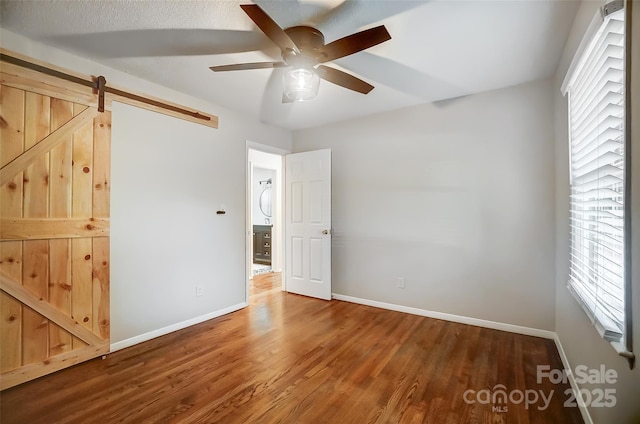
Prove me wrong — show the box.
[562,0,633,362]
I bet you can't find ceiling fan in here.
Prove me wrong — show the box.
[209,4,391,102]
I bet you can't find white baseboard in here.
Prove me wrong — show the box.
[553,334,594,424]
[332,293,556,339]
[109,302,247,353]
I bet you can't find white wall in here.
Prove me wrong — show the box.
[0,29,292,346]
[293,78,556,331]
[553,1,640,423]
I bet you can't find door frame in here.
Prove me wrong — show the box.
[245,141,289,302]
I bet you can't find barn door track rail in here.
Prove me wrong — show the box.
[0,51,218,128]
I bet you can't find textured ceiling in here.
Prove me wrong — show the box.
[0,0,580,130]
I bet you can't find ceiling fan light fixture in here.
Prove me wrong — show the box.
[283,67,320,102]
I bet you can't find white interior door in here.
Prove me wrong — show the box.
[285,149,331,300]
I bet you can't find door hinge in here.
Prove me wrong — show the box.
[603,0,624,17]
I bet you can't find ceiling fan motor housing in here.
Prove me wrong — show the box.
[283,26,326,63]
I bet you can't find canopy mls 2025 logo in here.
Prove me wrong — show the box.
[463,365,618,413]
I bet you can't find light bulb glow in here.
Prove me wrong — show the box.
[283,67,320,101]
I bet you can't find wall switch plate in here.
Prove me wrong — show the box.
[196,286,204,297]
[397,277,405,289]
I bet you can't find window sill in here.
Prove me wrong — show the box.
[567,284,635,370]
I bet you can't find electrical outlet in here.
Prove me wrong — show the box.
[196,286,204,297]
[397,277,405,289]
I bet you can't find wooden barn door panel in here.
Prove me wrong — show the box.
[1,85,25,374]
[22,91,51,365]
[0,80,111,390]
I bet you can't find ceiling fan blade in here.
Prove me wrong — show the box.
[336,52,466,101]
[51,29,271,58]
[312,1,428,41]
[260,68,294,125]
[316,65,374,94]
[210,62,287,72]
[240,4,300,53]
[319,25,391,63]
[282,93,294,104]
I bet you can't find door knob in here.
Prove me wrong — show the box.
[322,229,330,235]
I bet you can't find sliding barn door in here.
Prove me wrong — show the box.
[0,82,111,390]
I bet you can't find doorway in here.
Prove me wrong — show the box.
[247,146,285,300]
[246,144,333,302]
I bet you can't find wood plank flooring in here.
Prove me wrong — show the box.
[1,273,583,423]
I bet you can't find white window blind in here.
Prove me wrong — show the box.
[566,7,625,342]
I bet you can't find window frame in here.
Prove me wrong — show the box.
[561,0,634,368]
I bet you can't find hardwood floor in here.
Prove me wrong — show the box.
[1,273,583,423]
